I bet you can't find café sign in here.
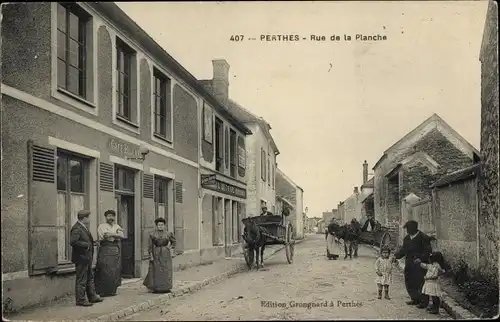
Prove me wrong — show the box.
[201,176,247,199]
[108,138,142,159]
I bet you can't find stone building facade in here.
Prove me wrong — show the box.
[198,60,252,259]
[1,2,249,311]
[275,168,305,238]
[478,0,499,282]
[372,114,480,228]
[204,74,281,217]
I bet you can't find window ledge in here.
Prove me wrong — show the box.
[152,133,174,149]
[113,116,140,134]
[57,88,96,108]
[116,115,139,128]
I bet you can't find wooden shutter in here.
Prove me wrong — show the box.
[142,173,155,258]
[99,162,114,192]
[224,127,229,169]
[237,136,245,177]
[174,180,184,253]
[28,140,58,275]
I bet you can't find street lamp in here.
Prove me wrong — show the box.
[126,144,150,161]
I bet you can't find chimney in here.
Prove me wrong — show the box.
[363,160,368,184]
[212,59,230,105]
[354,187,359,194]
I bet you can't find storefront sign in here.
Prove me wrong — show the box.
[108,138,142,159]
[201,174,216,185]
[201,176,247,199]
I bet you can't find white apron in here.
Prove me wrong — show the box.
[326,234,343,255]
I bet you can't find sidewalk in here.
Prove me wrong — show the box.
[366,244,477,319]
[5,240,303,321]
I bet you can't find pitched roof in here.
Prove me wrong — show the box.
[373,114,479,170]
[360,191,374,203]
[226,99,280,154]
[430,163,481,188]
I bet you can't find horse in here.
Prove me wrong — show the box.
[242,218,267,269]
[329,222,361,259]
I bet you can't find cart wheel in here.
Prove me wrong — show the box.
[379,232,391,252]
[285,224,294,264]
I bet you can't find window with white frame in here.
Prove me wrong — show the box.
[56,3,91,100]
[56,151,89,264]
[153,69,172,142]
[115,38,138,125]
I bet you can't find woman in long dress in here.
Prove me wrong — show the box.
[95,210,124,297]
[143,217,176,293]
[326,223,342,260]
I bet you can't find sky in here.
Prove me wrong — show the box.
[117,1,489,218]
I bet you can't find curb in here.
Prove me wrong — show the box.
[367,244,477,320]
[93,239,304,321]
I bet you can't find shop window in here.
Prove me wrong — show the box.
[56,3,91,100]
[153,69,172,142]
[115,37,138,127]
[56,151,89,263]
[230,129,237,178]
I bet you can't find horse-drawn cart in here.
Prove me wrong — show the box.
[241,214,295,268]
[358,219,393,250]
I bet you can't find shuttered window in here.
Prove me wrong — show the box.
[28,141,58,275]
[56,152,89,264]
[224,127,229,169]
[261,148,266,181]
[237,136,246,177]
[174,181,184,252]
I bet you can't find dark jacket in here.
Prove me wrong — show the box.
[394,231,432,271]
[70,222,94,264]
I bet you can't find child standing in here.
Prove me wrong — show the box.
[375,247,393,299]
[415,252,446,314]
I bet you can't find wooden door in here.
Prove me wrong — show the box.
[117,195,135,278]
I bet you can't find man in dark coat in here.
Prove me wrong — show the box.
[70,210,103,306]
[350,218,362,257]
[393,220,432,308]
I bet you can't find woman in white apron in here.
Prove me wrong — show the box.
[326,224,342,260]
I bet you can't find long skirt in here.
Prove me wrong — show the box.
[95,241,121,296]
[326,234,342,258]
[143,246,173,293]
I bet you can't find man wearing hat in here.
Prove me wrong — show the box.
[70,210,103,306]
[393,220,432,308]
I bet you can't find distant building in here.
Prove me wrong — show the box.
[275,168,305,239]
[305,216,321,233]
[372,114,480,227]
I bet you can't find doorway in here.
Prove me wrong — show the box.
[116,194,135,278]
[115,166,136,278]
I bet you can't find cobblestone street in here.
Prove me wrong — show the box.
[123,235,452,321]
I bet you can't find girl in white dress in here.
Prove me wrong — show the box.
[415,252,446,314]
[375,247,393,299]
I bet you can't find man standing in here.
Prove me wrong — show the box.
[260,206,272,216]
[393,220,432,308]
[70,210,103,306]
[350,218,362,258]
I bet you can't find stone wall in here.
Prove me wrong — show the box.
[479,0,499,282]
[433,179,479,271]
